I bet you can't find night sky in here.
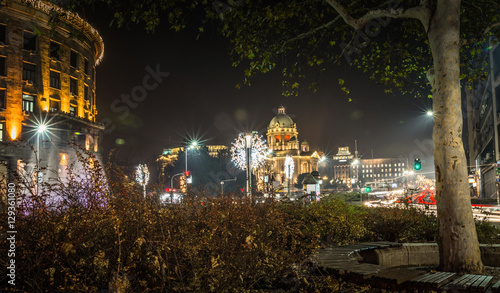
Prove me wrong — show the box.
[86,11,434,164]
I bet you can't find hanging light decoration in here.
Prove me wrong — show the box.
[230,132,267,170]
[285,155,294,179]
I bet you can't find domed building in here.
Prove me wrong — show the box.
[263,106,321,191]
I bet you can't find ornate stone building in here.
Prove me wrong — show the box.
[0,0,104,180]
[332,146,354,186]
[264,106,321,190]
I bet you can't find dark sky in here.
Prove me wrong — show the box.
[87,12,434,163]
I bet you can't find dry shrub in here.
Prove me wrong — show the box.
[362,206,438,242]
[0,146,318,292]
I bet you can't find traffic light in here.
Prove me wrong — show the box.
[414,158,422,170]
[365,186,371,193]
[185,171,192,184]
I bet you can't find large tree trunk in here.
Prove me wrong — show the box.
[428,0,483,273]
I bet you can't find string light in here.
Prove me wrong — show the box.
[285,155,294,179]
[230,133,267,170]
[135,164,150,197]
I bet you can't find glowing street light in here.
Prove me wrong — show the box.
[35,123,47,194]
[230,132,267,200]
[37,124,47,134]
[185,140,198,180]
[426,110,433,117]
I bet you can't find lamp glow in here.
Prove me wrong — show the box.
[285,155,294,179]
[37,124,47,133]
[231,132,267,170]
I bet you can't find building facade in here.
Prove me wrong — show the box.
[264,106,321,190]
[464,40,500,199]
[0,0,104,181]
[355,158,408,186]
[156,145,229,179]
[332,146,354,186]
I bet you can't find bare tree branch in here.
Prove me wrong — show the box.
[459,22,500,47]
[483,21,500,36]
[324,0,432,32]
[278,16,341,53]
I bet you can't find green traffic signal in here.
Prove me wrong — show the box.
[414,158,422,170]
[365,186,372,192]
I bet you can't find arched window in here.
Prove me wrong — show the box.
[69,99,78,115]
[50,95,60,112]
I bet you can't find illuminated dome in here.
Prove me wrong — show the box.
[269,105,295,128]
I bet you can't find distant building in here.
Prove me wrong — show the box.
[356,158,408,186]
[464,40,500,198]
[0,0,104,182]
[156,145,228,178]
[330,145,408,188]
[332,146,354,186]
[264,105,321,190]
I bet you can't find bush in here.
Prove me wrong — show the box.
[362,206,438,243]
[0,148,318,292]
[475,215,500,244]
[280,198,368,245]
[2,147,498,292]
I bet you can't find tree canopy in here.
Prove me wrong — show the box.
[54,0,500,97]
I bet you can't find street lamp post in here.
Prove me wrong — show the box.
[185,141,198,173]
[170,172,185,203]
[220,177,237,196]
[245,133,253,199]
[36,124,47,194]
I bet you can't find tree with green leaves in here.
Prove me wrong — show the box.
[53,0,500,273]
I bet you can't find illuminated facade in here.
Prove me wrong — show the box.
[357,158,407,186]
[264,106,320,190]
[0,0,104,178]
[332,146,354,185]
[157,145,229,178]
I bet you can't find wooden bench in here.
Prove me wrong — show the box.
[491,279,500,292]
[409,271,457,290]
[442,274,493,292]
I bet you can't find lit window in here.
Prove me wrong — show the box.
[60,153,68,166]
[22,94,35,112]
[0,122,3,141]
[50,71,60,89]
[70,50,78,68]
[69,100,77,115]
[50,99,60,112]
[22,62,36,83]
[23,31,36,51]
